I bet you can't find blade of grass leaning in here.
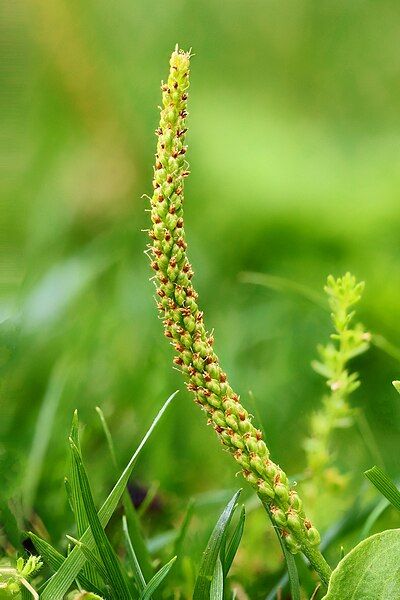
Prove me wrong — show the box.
[365,466,400,511]
[173,498,195,560]
[66,535,113,590]
[210,558,224,600]
[41,392,176,600]
[96,406,153,582]
[360,497,390,539]
[69,439,132,600]
[223,505,245,576]
[23,362,67,514]
[28,532,104,597]
[193,490,241,600]
[69,411,102,588]
[122,515,146,593]
[264,504,300,600]
[139,557,177,600]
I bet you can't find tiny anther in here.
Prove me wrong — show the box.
[181,93,188,100]
[167,174,173,183]
[239,411,246,421]
[151,261,159,271]
[173,81,178,89]
[255,429,263,440]
[157,289,165,297]
[173,356,183,366]
[156,161,162,170]
[177,218,184,228]
[220,372,227,383]
[304,520,312,530]
[164,330,173,338]
[169,205,176,214]
[176,186,183,195]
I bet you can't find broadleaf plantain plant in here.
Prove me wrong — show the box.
[145,46,332,586]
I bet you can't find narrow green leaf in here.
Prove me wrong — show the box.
[193,489,241,600]
[223,505,245,576]
[263,504,300,600]
[139,557,177,600]
[173,498,195,559]
[69,411,101,588]
[365,466,400,512]
[28,532,104,597]
[96,405,154,583]
[210,558,224,600]
[23,363,66,514]
[122,515,146,592]
[41,392,176,600]
[69,439,131,599]
[66,535,112,590]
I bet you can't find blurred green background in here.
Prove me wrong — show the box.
[2,0,400,596]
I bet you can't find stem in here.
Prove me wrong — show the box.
[299,539,332,587]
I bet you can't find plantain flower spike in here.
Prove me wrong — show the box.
[145,46,331,583]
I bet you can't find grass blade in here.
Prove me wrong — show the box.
[66,535,112,589]
[23,363,66,514]
[264,504,300,600]
[173,498,195,559]
[193,489,241,600]
[41,392,176,600]
[28,532,104,597]
[139,556,177,600]
[365,465,400,511]
[210,558,224,600]
[69,439,131,599]
[96,406,153,582]
[69,411,101,588]
[122,515,146,592]
[223,505,245,576]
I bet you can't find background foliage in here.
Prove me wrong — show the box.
[2,1,400,597]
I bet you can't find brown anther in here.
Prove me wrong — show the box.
[160,276,168,285]
[203,388,211,397]
[156,161,162,170]
[176,128,187,138]
[182,170,190,177]
[304,519,312,530]
[176,218,184,228]
[153,215,161,224]
[187,382,198,391]
[172,150,178,159]
[173,81,178,89]
[167,174,173,183]
[155,127,163,135]
[239,411,246,421]
[169,205,176,214]
[196,311,204,322]
[164,330,173,338]
[180,109,188,118]
[177,238,186,249]
[179,147,187,155]
[203,373,211,382]
[173,356,183,366]
[157,194,164,202]
[231,393,240,403]
[255,429,263,440]
[175,186,183,195]
[274,474,281,485]
[165,232,171,242]
[169,257,177,268]
[215,425,224,433]
[157,289,165,298]
[181,93,188,100]
[151,261,159,271]
[220,372,227,383]
[188,366,196,376]
[182,263,190,273]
